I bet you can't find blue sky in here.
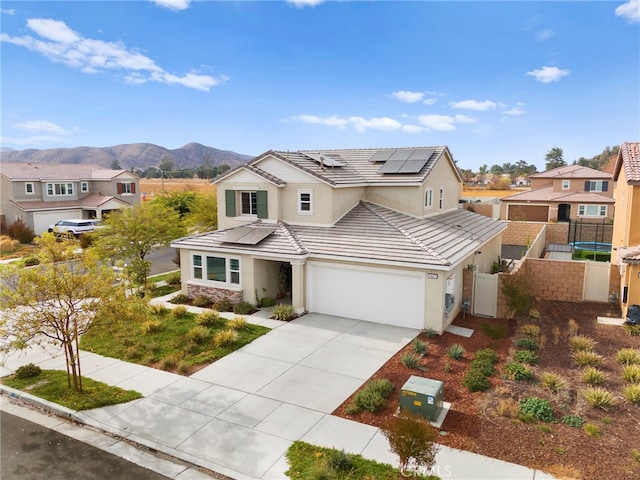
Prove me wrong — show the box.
[1,0,639,171]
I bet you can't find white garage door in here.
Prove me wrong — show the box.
[307,262,425,329]
[33,210,83,234]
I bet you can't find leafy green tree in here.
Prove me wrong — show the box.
[184,193,218,232]
[93,202,185,286]
[153,190,197,218]
[545,147,566,170]
[0,235,136,392]
[110,159,122,170]
[158,156,175,178]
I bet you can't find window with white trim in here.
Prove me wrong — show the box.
[25,182,34,195]
[585,180,608,192]
[425,189,433,208]
[46,182,74,196]
[241,191,257,215]
[562,180,570,190]
[192,254,240,285]
[578,204,607,217]
[297,190,313,215]
[81,181,89,193]
[439,187,444,209]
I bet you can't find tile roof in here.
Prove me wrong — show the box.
[215,147,457,187]
[617,245,640,265]
[172,202,506,269]
[614,142,640,183]
[0,162,135,181]
[11,193,127,211]
[500,186,614,204]
[530,164,612,179]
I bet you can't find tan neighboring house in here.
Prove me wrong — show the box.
[171,147,506,333]
[500,165,614,222]
[611,142,640,317]
[0,163,139,234]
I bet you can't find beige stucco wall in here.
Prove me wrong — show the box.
[331,187,366,222]
[217,180,280,229]
[612,168,640,264]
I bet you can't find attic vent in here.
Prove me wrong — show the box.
[301,152,345,168]
[377,148,434,174]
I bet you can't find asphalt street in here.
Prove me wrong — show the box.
[148,247,178,276]
[1,411,171,480]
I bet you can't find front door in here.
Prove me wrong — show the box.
[558,204,571,222]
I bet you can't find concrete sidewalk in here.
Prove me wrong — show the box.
[1,300,555,480]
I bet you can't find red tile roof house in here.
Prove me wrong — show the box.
[0,163,140,234]
[171,147,506,333]
[499,165,614,223]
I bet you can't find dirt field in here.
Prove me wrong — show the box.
[139,179,217,197]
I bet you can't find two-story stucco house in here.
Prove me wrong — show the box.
[611,142,640,317]
[0,163,140,234]
[171,147,505,333]
[500,165,614,222]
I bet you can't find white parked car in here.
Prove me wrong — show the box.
[47,219,102,237]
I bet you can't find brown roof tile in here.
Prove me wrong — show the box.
[614,142,640,183]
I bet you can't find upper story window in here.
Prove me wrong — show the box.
[439,187,444,209]
[47,182,73,196]
[225,190,268,219]
[425,189,433,208]
[584,180,608,192]
[578,204,607,217]
[241,191,258,215]
[81,181,89,193]
[298,190,313,215]
[192,254,240,285]
[25,182,34,195]
[562,180,570,190]
[117,182,135,195]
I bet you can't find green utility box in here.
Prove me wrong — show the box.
[399,375,444,422]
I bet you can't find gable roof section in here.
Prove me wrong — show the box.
[173,201,505,269]
[531,164,612,180]
[500,186,615,204]
[215,163,287,186]
[11,193,129,211]
[0,162,136,181]
[613,142,640,183]
[213,146,458,187]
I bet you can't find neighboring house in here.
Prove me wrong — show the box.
[500,165,614,222]
[611,142,640,317]
[171,147,506,333]
[0,163,139,234]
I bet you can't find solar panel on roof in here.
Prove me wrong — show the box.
[219,226,277,245]
[388,149,413,161]
[408,148,434,161]
[369,149,396,162]
[377,148,434,174]
[397,159,429,173]
[301,152,345,167]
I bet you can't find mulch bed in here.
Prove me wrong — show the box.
[333,300,640,480]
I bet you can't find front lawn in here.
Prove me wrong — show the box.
[2,370,142,410]
[80,308,270,375]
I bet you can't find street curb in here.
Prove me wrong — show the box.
[1,384,75,419]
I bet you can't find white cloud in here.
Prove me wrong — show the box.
[292,115,348,128]
[535,29,554,41]
[450,99,498,111]
[1,18,224,91]
[14,120,71,134]
[616,0,640,23]
[423,98,437,106]
[391,90,424,103]
[503,107,525,116]
[454,114,477,123]
[0,135,71,146]
[348,116,402,132]
[2,8,17,15]
[286,0,325,7]
[151,0,191,10]
[417,114,457,131]
[526,66,570,83]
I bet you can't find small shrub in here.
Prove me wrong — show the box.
[447,343,464,360]
[519,396,554,422]
[496,398,519,418]
[569,335,596,352]
[401,353,421,369]
[504,362,533,381]
[516,337,538,351]
[227,316,248,330]
[172,305,189,318]
[582,387,617,410]
[422,327,438,338]
[470,358,495,377]
[5,218,36,244]
[474,348,498,363]
[260,297,275,308]
[160,355,179,371]
[581,367,606,385]
[324,448,354,472]
[622,365,640,384]
[552,326,562,345]
[583,423,601,437]
[177,361,191,375]
[561,415,583,428]
[23,255,40,266]
[15,363,42,379]
[514,349,538,365]
[346,378,394,414]
[170,293,189,304]
[616,348,640,366]
[463,368,490,392]
[623,384,640,405]
[192,295,212,307]
[632,449,640,464]
[566,319,579,337]
[572,350,602,367]
[165,271,181,285]
[125,346,141,360]
[413,338,428,355]
[213,298,232,312]
[186,326,209,344]
[480,321,508,340]
[196,310,222,327]
[520,324,541,337]
[213,329,239,347]
[540,371,567,394]
[150,304,169,316]
[78,233,93,249]
[233,301,254,315]
[271,303,296,321]
[538,424,553,434]
[141,318,163,334]
[529,308,541,319]
[624,324,640,336]
[381,411,438,475]
[443,362,451,373]
[0,235,19,252]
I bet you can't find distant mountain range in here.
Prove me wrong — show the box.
[0,142,253,171]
